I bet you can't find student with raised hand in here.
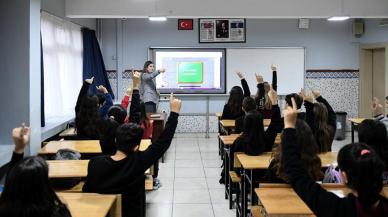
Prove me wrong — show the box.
[0,124,30,181]
[96,84,114,120]
[75,77,101,140]
[140,61,165,113]
[282,97,388,217]
[358,119,388,184]
[302,89,336,153]
[221,71,251,120]
[0,125,72,217]
[264,118,323,183]
[83,92,181,217]
[255,64,277,118]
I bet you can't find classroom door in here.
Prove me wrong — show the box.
[372,48,386,103]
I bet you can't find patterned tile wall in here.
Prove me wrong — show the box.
[107,69,359,133]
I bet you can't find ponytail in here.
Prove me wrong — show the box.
[313,103,332,152]
[338,143,384,208]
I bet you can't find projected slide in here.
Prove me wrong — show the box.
[153,48,226,94]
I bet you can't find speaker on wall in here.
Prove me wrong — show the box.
[353,19,364,38]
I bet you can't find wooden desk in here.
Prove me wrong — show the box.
[348,118,366,144]
[237,152,338,217]
[59,127,77,137]
[48,160,89,178]
[220,119,272,135]
[255,185,388,217]
[58,192,121,217]
[219,134,281,146]
[40,139,151,155]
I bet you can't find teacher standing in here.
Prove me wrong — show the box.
[140,60,165,113]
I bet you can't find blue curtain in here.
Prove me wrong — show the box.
[81,28,114,99]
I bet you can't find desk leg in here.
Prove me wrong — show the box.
[351,122,355,144]
[205,96,210,138]
[242,169,247,217]
[224,148,229,200]
[110,194,122,217]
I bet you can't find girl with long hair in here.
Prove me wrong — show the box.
[282,98,388,216]
[255,64,277,118]
[302,90,336,152]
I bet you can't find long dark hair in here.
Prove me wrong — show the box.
[358,119,388,169]
[274,120,323,182]
[0,157,71,217]
[76,95,101,139]
[240,111,266,155]
[143,61,153,73]
[313,102,332,153]
[227,86,244,117]
[75,95,100,139]
[338,143,385,208]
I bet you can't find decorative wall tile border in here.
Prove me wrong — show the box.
[106,70,117,79]
[306,70,359,79]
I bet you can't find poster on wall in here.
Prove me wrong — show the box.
[199,18,246,43]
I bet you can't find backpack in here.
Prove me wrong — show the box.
[323,165,343,183]
[50,149,82,189]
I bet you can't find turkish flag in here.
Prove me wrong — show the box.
[178,19,193,30]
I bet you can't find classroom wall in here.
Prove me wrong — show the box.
[102,18,387,133]
[41,0,96,30]
[0,0,41,165]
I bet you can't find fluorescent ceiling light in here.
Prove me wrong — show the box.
[149,16,167,21]
[327,16,350,21]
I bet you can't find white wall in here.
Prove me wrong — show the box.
[65,0,388,18]
[0,0,41,165]
[42,0,96,30]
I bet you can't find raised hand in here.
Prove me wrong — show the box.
[170,92,182,113]
[97,85,108,94]
[255,73,264,84]
[236,71,244,79]
[312,90,321,98]
[158,68,166,73]
[271,64,277,71]
[268,85,278,105]
[85,77,94,84]
[132,71,141,89]
[283,97,298,129]
[12,123,30,154]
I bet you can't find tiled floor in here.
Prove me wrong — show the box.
[146,132,356,217]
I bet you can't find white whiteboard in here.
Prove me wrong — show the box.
[226,48,305,95]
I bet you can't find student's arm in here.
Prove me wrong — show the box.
[271,64,278,91]
[303,92,315,132]
[282,101,354,217]
[314,91,336,131]
[99,119,118,155]
[264,87,282,151]
[6,124,30,172]
[98,85,113,119]
[236,71,251,97]
[128,71,142,124]
[121,95,130,110]
[138,95,181,171]
[256,73,265,114]
[221,104,231,119]
[75,78,93,115]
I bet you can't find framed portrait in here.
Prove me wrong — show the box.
[199,18,246,43]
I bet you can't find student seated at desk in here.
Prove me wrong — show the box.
[282,97,388,217]
[221,71,251,120]
[0,125,72,217]
[358,119,388,184]
[100,105,127,155]
[264,119,323,183]
[255,64,277,119]
[371,96,388,131]
[234,97,257,134]
[83,93,181,217]
[75,77,113,140]
[301,89,336,153]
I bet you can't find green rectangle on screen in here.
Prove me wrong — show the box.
[177,62,203,83]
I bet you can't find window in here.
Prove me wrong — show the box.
[41,12,83,121]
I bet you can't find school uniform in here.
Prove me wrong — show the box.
[282,128,388,217]
[83,112,178,217]
[304,96,336,152]
[221,78,251,120]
